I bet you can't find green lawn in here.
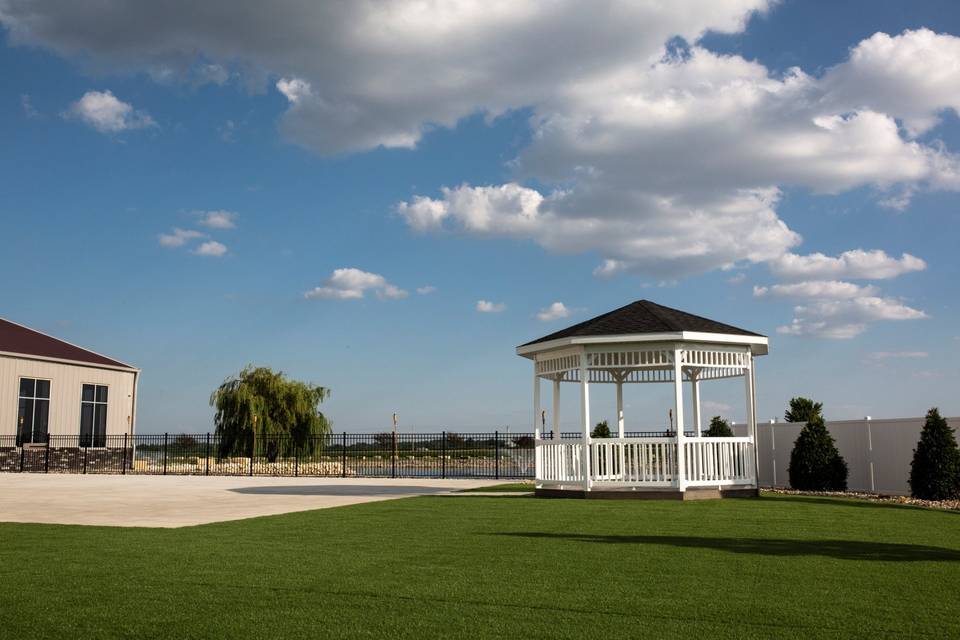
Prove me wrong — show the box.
[1,493,959,639]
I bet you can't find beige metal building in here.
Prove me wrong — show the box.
[0,318,139,446]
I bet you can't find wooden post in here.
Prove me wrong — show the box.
[673,347,686,491]
[579,351,591,491]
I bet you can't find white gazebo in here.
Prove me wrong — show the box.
[517,300,768,499]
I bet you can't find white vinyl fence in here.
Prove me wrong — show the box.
[742,416,959,496]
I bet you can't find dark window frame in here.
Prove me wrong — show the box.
[79,383,108,448]
[17,377,50,446]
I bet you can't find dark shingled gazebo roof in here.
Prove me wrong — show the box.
[0,317,135,369]
[521,300,764,347]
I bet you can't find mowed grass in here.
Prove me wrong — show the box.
[1,493,959,639]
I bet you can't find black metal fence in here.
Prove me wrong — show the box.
[0,430,681,478]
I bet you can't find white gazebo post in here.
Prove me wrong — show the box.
[615,374,624,438]
[552,377,561,439]
[579,350,591,491]
[690,369,702,437]
[746,353,759,489]
[533,366,541,440]
[533,365,541,480]
[615,372,625,481]
[673,346,686,491]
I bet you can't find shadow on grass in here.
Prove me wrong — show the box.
[494,532,960,562]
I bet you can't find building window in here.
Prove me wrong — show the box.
[17,378,50,446]
[80,384,108,447]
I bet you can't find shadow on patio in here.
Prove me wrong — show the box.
[493,532,960,562]
[229,485,449,496]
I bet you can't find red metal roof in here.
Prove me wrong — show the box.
[0,318,136,370]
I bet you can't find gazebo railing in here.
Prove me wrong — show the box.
[538,439,584,483]
[536,436,755,488]
[683,437,753,486]
[590,437,676,486]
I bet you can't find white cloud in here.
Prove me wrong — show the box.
[158,227,206,248]
[0,1,769,154]
[821,29,960,137]
[65,90,155,133]
[377,284,409,300]
[702,400,733,415]
[304,268,406,300]
[193,240,227,257]
[399,183,798,278]
[536,302,575,322]
[727,273,746,285]
[868,351,928,360]
[416,286,436,295]
[476,300,506,313]
[777,297,927,339]
[195,210,237,229]
[4,6,957,284]
[20,93,38,118]
[770,250,927,281]
[753,280,879,299]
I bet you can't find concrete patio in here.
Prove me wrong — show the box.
[0,474,507,528]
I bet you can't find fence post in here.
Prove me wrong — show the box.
[249,434,254,476]
[44,433,50,473]
[83,441,88,474]
[495,430,500,479]
[341,432,347,478]
[289,438,295,477]
[19,442,25,472]
[163,433,168,475]
[122,432,127,475]
[392,432,397,479]
[442,431,446,479]
[205,433,211,476]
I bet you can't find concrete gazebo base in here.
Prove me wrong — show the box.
[535,486,760,500]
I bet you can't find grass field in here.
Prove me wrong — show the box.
[1,493,958,639]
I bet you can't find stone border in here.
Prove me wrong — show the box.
[763,487,960,512]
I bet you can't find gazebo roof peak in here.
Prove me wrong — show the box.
[518,299,765,352]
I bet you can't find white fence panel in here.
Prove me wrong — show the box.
[754,417,959,495]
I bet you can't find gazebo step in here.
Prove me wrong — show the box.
[535,486,759,500]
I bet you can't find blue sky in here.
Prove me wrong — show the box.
[1,1,959,433]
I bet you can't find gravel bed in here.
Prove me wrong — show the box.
[763,487,960,511]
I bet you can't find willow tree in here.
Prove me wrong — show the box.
[210,366,331,461]
[784,397,823,423]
